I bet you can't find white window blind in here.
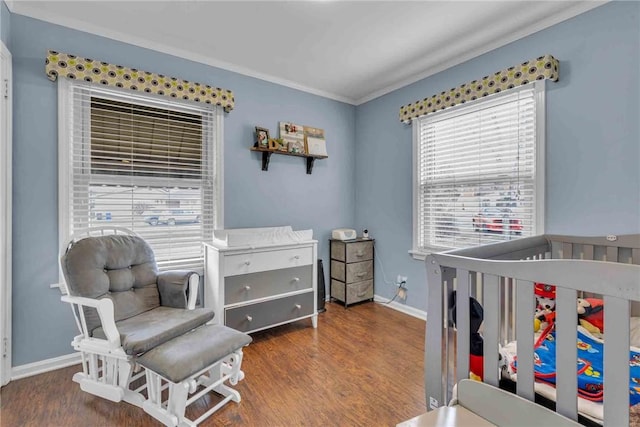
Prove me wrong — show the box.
[413,82,544,253]
[59,80,222,271]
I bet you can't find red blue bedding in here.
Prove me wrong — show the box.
[512,328,640,406]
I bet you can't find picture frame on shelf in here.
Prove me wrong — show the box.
[288,140,305,154]
[306,136,328,156]
[279,122,305,150]
[303,125,325,140]
[255,126,270,148]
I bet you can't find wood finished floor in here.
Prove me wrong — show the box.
[1,302,426,427]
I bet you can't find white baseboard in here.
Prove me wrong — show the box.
[11,352,81,381]
[374,294,427,321]
[9,297,423,381]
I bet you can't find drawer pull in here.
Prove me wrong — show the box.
[357,291,367,297]
[244,260,251,266]
[246,315,253,322]
[294,304,302,310]
[293,255,300,260]
[293,277,300,283]
[244,285,251,291]
[356,272,367,278]
[356,251,364,257]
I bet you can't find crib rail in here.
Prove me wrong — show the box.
[425,234,640,426]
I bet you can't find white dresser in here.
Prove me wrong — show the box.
[204,239,318,333]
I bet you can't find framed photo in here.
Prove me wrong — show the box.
[255,126,270,148]
[304,125,325,139]
[279,122,305,150]
[306,136,327,156]
[288,140,305,154]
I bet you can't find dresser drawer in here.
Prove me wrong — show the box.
[331,279,373,305]
[225,292,315,332]
[224,246,313,276]
[224,265,313,305]
[330,260,373,283]
[330,240,374,263]
[345,241,373,263]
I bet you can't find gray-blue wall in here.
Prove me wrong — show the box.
[10,13,355,365]
[7,1,640,366]
[355,1,640,311]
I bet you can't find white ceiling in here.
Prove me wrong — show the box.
[7,1,605,104]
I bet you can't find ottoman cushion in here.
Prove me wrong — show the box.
[136,324,252,383]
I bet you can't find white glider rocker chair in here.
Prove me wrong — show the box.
[59,227,252,426]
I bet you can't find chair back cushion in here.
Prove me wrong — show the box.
[61,234,160,333]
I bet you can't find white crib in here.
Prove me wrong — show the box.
[425,234,640,425]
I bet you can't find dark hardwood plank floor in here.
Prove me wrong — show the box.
[1,302,426,426]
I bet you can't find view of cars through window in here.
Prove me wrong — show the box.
[87,184,204,265]
[144,210,201,226]
[472,207,522,235]
[90,186,202,227]
[429,184,532,249]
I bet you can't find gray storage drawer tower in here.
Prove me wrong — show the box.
[329,238,374,307]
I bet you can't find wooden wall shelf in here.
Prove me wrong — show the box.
[250,147,328,174]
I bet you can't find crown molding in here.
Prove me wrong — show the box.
[6,1,357,105]
[7,1,607,107]
[354,1,608,105]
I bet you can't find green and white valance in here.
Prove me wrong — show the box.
[399,54,558,123]
[46,50,235,112]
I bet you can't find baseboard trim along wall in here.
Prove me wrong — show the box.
[373,295,427,321]
[11,352,81,381]
[11,298,424,381]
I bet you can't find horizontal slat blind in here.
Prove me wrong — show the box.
[64,82,218,271]
[416,85,539,250]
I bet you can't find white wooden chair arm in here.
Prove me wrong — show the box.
[61,294,121,347]
[187,273,198,310]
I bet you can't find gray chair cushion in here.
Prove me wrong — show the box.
[137,324,252,383]
[61,234,160,333]
[92,306,215,355]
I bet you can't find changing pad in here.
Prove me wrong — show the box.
[212,226,313,247]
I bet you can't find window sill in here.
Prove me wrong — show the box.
[409,244,458,261]
[409,250,427,261]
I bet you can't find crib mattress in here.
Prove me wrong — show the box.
[499,321,640,424]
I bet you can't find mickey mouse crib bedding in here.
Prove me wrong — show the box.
[506,285,640,422]
[451,289,640,424]
[500,322,640,423]
[425,234,640,426]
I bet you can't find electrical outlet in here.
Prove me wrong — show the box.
[396,275,408,285]
[398,287,407,300]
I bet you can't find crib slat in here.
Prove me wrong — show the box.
[606,246,618,263]
[482,274,500,387]
[443,268,456,404]
[456,269,470,385]
[425,256,445,410]
[555,286,578,420]
[501,278,509,343]
[603,296,630,426]
[515,279,535,401]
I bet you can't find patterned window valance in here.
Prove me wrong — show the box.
[399,54,558,123]
[45,50,235,112]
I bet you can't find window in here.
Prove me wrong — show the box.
[59,79,223,271]
[412,82,545,257]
